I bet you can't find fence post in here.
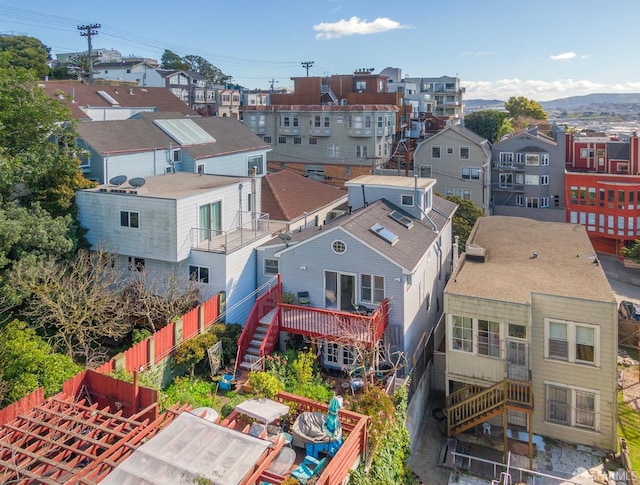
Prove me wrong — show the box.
[148,336,155,366]
[174,318,184,345]
[199,304,205,334]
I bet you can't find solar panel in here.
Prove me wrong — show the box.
[389,210,414,229]
[370,223,399,245]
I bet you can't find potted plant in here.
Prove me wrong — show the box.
[281,291,296,305]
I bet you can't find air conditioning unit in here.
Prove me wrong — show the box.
[340,99,347,105]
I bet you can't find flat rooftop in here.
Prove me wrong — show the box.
[345,174,436,190]
[87,172,249,200]
[446,216,616,304]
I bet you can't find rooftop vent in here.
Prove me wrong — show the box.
[466,244,486,263]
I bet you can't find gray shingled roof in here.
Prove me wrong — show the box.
[268,196,456,271]
[77,117,269,157]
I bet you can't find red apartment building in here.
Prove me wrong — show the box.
[565,132,640,254]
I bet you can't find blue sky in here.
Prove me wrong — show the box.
[1,0,639,101]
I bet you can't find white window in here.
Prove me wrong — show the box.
[332,240,346,254]
[546,383,597,430]
[172,149,181,162]
[248,155,263,175]
[460,147,470,159]
[120,211,139,228]
[525,175,539,185]
[356,145,368,157]
[419,165,432,178]
[461,167,480,180]
[541,197,549,208]
[541,175,549,185]
[526,197,539,208]
[499,152,514,163]
[516,153,526,164]
[432,146,441,158]
[264,258,279,276]
[526,154,539,166]
[361,274,384,303]
[377,116,383,128]
[294,137,302,145]
[445,188,471,200]
[541,154,549,165]
[401,194,414,206]
[446,146,454,156]
[452,315,473,352]
[189,265,210,284]
[326,342,340,364]
[478,320,501,358]
[327,144,340,158]
[309,137,317,145]
[499,173,513,188]
[545,319,598,365]
[516,195,523,206]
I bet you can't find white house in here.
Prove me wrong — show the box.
[76,172,273,324]
[75,114,271,183]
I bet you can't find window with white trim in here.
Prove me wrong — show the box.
[526,197,539,208]
[452,315,473,352]
[120,211,139,228]
[478,319,501,358]
[248,155,264,175]
[445,188,471,200]
[516,195,523,206]
[526,154,540,165]
[546,383,597,430]
[361,274,384,304]
[499,152,514,163]
[432,146,441,158]
[419,165,432,177]
[460,147,470,159]
[541,197,549,208]
[525,174,539,185]
[541,175,549,185]
[189,265,209,283]
[332,240,346,254]
[446,146,454,156]
[541,153,549,165]
[545,319,598,365]
[401,194,414,206]
[461,167,480,180]
[356,145,368,157]
[264,258,279,276]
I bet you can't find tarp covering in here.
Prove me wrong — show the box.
[234,398,290,424]
[100,412,271,485]
[291,411,342,448]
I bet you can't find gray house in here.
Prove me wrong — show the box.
[413,126,491,214]
[254,175,457,444]
[490,124,566,222]
[75,114,271,183]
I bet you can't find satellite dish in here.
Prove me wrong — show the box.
[129,177,146,188]
[278,233,291,242]
[109,175,127,186]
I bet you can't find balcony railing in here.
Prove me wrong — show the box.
[278,299,389,347]
[191,212,270,254]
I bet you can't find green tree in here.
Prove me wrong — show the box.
[0,319,80,406]
[160,50,231,84]
[173,332,218,378]
[0,62,95,215]
[464,110,513,143]
[0,35,49,78]
[622,240,640,262]
[445,195,485,251]
[504,96,548,120]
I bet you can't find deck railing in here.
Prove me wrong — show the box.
[446,379,533,436]
[278,299,388,347]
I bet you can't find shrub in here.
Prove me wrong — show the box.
[248,371,283,399]
[164,376,218,409]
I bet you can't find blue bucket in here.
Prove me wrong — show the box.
[219,373,235,391]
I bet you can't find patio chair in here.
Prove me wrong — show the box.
[297,291,310,306]
[290,455,327,484]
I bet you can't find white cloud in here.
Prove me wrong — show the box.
[550,51,577,61]
[462,78,624,101]
[313,16,410,40]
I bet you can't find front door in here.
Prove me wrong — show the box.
[325,271,356,311]
[506,340,528,381]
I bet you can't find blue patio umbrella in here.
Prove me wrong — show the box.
[324,396,341,439]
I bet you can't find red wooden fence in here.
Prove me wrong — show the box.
[182,306,199,339]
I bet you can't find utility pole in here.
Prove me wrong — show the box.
[77,23,100,84]
[301,61,314,77]
[269,78,279,92]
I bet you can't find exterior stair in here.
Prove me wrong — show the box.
[238,309,277,371]
[445,379,533,437]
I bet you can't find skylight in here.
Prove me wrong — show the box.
[370,223,399,245]
[153,119,216,145]
[389,210,414,229]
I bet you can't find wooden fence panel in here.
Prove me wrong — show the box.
[202,294,220,328]
[182,307,199,340]
[153,322,176,362]
[0,388,45,425]
[124,339,151,373]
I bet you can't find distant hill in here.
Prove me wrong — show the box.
[465,93,640,111]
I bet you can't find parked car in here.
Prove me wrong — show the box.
[619,300,640,321]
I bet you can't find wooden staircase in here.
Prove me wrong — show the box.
[238,309,277,371]
[445,379,533,437]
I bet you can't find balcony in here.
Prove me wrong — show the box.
[491,183,525,192]
[493,161,525,171]
[278,126,300,136]
[309,127,332,136]
[348,128,373,137]
[191,212,270,254]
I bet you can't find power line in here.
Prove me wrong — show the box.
[301,61,314,77]
[77,23,100,84]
